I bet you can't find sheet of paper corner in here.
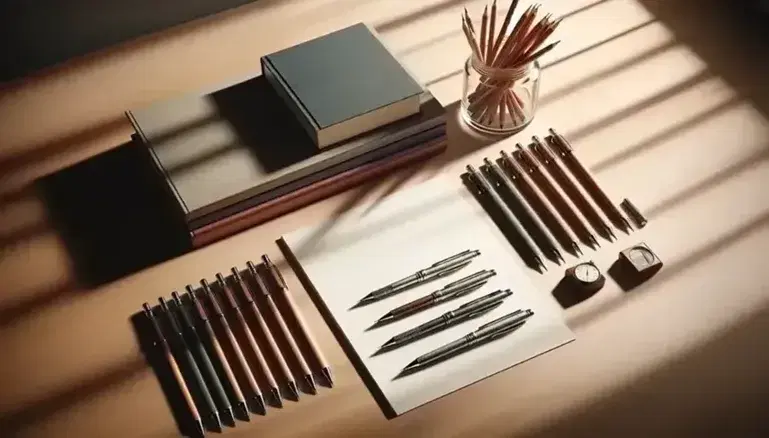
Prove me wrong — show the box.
[281,174,574,415]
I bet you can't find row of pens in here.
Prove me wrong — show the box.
[140,254,332,437]
[462,128,647,272]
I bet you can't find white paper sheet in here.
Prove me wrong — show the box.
[280,175,574,416]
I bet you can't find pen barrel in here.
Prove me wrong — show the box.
[279,287,329,370]
[468,165,542,263]
[484,161,560,257]
[393,315,447,342]
[419,336,469,364]
[390,294,434,317]
[266,295,312,376]
[234,304,277,388]
[173,301,231,412]
[199,317,246,403]
[201,280,225,317]
[562,156,625,224]
[162,303,218,417]
[504,160,577,249]
[165,347,202,422]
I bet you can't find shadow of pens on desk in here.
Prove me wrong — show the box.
[277,238,399,419]
[460,172,544,273]
[130,311,198,438]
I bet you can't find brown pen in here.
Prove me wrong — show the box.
[247,261,317,394]
[143,303,206,438]
[185,285,249,421]
[216,272,281,406]
[262,254,333,388]
[231,266,296,401]
[513,144,600,249]
[200,279,265,413]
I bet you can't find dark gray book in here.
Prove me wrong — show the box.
[261,22,423,149]
[126,74,445,227]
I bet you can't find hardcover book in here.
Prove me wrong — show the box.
[261,23,423,149]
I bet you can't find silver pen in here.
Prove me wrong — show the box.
[373,270,497,325]
[377,289,513,353]
[400,308,534,375]
[356,249,481,306]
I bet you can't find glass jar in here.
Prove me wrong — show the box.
[461,54,541,135]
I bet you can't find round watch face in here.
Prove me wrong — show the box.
[574,263,600,283]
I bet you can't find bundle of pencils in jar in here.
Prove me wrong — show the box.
[461,1,561,134]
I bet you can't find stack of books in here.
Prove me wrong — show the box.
[126,23,447,247]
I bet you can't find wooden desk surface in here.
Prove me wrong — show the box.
[2,1,769,436]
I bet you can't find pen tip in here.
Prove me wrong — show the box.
[270,387,282,406]
[195,420,206,438]
[223,407,236,427]
[321,367,334,387]
[211,412,221,430]
[305,374,317,394]
[236,401,250,421]
[252,394,266,414]
[377,313,395,325]
[288,381,300,400]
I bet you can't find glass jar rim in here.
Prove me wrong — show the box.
[469,54,536,80]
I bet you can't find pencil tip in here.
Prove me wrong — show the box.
[196,420,206,438]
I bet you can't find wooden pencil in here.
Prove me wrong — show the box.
[487,0,497,62]
[480,5,489,62]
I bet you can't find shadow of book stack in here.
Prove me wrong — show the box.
[128,22,447,248]
[38,22,447,287]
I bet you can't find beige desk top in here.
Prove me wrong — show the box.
[2,0,769,437]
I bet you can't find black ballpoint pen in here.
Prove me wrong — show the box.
[378,289,512,353]
[465,164,546,272]
[185,285,250,421]
[172,291,234,426]
[143,303,206,438]
[499,150,582,256]
[159,297,221,430]
[546,129,631,233]
[375,269,497,325]
[357,249,481,306]
[531,136,615,241]
[482,157,564,264]
[400,308,534,375]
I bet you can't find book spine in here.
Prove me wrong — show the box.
[187,123,446,230]
[261,56,321,145]
[190,136,447,247]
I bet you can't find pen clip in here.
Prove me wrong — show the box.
[434,259,473,280]
[488,319,527,340]
[200,279,224,316]
[458,289,510,309]
[478,309,525,330]
[186,285,208,321]
[216,273,239,310]
[499,151,522,178]
[431,249,473,267]
[444,269,496,289]
[530,137,554,164]
[513,144,538,171]
[548,128,573,153]
[247,261,271,297]
[231,267,254,304]
[262,254,287,289]
[464,299,504,320]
